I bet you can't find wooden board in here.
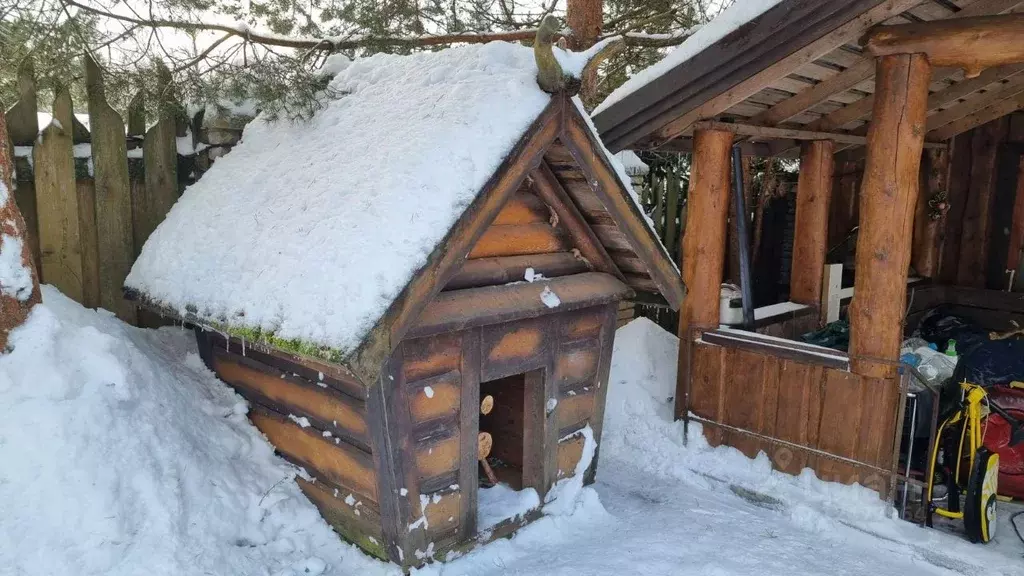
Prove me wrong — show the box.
[957,117,1008,286]
[85,56,136,324]
[297,476,385,559]
[684,338,899,496]
[445,253,589,291]
[250,407,378,504]
[211,348,370,450]
[468,222,571,259]
[33,87,83,302]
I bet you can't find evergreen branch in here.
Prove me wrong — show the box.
[63,0,545,51]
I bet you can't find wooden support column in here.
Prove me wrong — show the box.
[849,54,930,379]
[790,140,835,315]
[675,128,732,419]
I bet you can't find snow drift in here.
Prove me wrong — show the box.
[0,287,391,576]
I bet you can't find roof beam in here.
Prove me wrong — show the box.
[747,0,1024,128]
[645,0,922,147]
[864,14,1024,78]
[693,120,946,148]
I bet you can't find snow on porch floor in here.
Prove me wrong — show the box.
[0,290,1020,576]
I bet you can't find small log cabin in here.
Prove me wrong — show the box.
[593,0,1024,499]
[124,43,684,568]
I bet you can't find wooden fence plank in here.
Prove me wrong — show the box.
[4,61,38,146]
[140,68,179,253]
[33,86,83,302]
[76,178,101,308]
[85,56,136,323]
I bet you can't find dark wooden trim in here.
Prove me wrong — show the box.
[446,253,590,291]
[457,327,481,542]
[584,303,617,483]
[407,272,632,339]
[347,99,563,384]
[701,329,850,370]
[592,0,898,150]
[531,161,624,280]
[248,405,378,504]
[561,101,686,309]
[521,367,557,497]
[366,358,405,565]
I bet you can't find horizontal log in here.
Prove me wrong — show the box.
[202,330,366,400]
[446,252,590,291]
[468,222,570,259]
[250,407,378,504]
[408,273,633,339]
[422,489,461,536]
[556,389,596,433]
[491,188,550,226]
[691,120,946,148]
[555,340,601,388]
[863,14,1024,78]
[556,433,586,480]
[416,434,461,481]
[559,308,605,341]
[408,370,461,424]
[401,333,462,382]
[296,477,384,558]
[212,349,371,450]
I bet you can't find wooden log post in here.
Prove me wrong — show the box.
[675,128,732,419]
[848,54,931,379]
[790,140,835,318]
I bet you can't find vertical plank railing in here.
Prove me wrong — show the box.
[33,86,84,302]
[86,55,137,324]
[2,58,195,325]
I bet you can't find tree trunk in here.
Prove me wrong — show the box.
[0,112,42,350]
[567,0,603,106]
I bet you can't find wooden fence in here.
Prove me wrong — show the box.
[4,59,245,326]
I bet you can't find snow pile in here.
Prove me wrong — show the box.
[478,485,540,530]
[614,150,648,176]
[593,0,785,115]
[0,180,34,301]
[0,287,393,576]
[127,42,552,356]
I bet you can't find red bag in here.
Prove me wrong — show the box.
[983,387,1024,499]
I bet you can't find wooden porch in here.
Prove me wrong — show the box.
[593,0,1024,498]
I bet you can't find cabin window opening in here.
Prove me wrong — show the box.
[476,370,542,531]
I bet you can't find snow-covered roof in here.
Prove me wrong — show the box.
[593,0,784,116]
[127,42,664,365]
[615,151,649,177]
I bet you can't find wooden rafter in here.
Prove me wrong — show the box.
[928,89,1024,139]
[925,72,1024,134]
[692,120,946,148]
[748,0,1024,129]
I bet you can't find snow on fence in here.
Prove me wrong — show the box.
[3,59,249,326]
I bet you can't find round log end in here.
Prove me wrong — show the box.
[477,432,493,460]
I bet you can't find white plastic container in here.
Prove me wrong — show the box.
[720,284,744,326]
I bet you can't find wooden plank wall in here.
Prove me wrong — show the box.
[896,112,1024,290]
[194,330,388,558]
[377,303,616,566]
[687,338,901,494]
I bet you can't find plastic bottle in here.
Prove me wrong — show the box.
[946,339,958,358]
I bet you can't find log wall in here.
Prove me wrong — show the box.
[377,302,617,564]
[834,111,1024,291]
[684,330,903,495]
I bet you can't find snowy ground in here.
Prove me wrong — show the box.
[1,289,1021,576]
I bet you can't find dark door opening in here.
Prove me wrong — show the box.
[479,373,526,490]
